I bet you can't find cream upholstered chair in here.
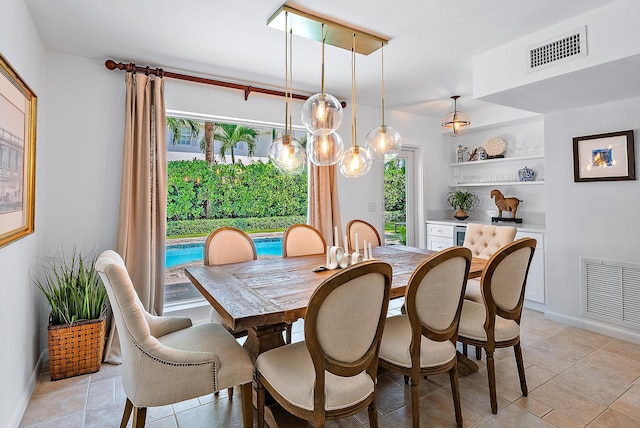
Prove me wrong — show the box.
[457,238,536,414]
[204,226,256,396]
[282,223,326,257]
[281,224,326,344]
[346,219,382,253]
[461,223,517,359]
[205,226,257,335]
[379,247,472,428]
[255,261,392,427]
[96,250,253,428]
[463,223,516,303]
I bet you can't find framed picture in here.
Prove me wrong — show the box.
[0,54,37,248]
[573,130,635,182]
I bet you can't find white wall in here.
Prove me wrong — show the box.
[545,96,640,342]
[0,0,46,426]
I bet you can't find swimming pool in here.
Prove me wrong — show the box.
[165,237,282,268]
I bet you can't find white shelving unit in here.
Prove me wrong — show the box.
[450,154,544,187]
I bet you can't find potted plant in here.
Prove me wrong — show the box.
[34,248,108,380]
[446,189,480,220]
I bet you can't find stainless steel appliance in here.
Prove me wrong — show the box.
[454,226,466,246]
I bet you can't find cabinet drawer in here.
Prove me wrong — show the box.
[427,236,454,251]
[427,224,454,238]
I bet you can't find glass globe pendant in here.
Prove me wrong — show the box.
[441,95,471,137]
[364,124,402,162]
[364,44,402,162]
[301,25,343,136]
[307,132,344,166]
[270,134,306,175]
[340,32,372,178]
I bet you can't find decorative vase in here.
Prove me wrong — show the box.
[453,209,469,220]
[518,166,535,182]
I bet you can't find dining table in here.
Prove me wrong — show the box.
[185,244,486,374]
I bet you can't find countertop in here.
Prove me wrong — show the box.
[426,218,545,234]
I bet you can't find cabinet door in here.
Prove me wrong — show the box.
[427,236,453,251]
[515,232,545,304]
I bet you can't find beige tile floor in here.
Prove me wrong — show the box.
[20,304,640,428]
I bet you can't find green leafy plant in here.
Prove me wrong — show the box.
[34,248,107,325]
[446,190,480,212]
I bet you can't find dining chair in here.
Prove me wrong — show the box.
[96,250,253,428]
[204,226,256,396]
[282,223,326,257]
[255,261,392,428]
[281,223,326,344]
[346,219,382,253]
[378,246,472,428]
[462,223,517,358]
[457,238,536,414]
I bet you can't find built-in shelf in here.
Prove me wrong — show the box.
[449,154,543,167]
[450,180,545,188]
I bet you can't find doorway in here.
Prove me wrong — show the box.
[384,148,416,246]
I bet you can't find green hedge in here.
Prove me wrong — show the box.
[384,210,405,224]
[167,215,306,237]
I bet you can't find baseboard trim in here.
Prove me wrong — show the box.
[9,349,47,428]
[545,311,640,345]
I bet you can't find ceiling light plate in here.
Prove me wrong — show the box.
[267,5,388,55]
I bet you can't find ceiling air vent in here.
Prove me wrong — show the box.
[526,26,587,73]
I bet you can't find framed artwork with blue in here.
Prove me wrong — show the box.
[573,130,635,182]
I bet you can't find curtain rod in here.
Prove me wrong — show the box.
[105,60,347,107]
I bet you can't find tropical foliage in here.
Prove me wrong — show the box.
[215,123,258,164]
[34,249,107,325]
[166,117,200,145]
[384,159,406,212]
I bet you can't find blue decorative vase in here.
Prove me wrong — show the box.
[518,166,535,182]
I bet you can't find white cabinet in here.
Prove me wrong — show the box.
[515,231,545,304]
[426,223,454,251]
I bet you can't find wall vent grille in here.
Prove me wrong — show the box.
[526,26,587,73]
[582,257,640,330]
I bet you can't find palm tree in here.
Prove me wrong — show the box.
[215,123,258,164]
[203,122,215,165]
[166,117,200,145]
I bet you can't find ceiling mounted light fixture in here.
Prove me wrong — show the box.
[340,33,372,178]
[441,95,471,137]
[269,12,307,175]
[364,43,402,162]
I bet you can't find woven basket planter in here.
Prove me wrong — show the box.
[48,317,106,381]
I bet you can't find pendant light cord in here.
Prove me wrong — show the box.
[288,27,294,137]
[283,12,289,138]
[351,33,357,149]
[321,23,326,95]
[380,43,385,126]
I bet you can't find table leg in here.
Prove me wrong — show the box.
[244,323,286,363]
[456,351,479,376]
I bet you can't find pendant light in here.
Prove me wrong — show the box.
[441,95,471,137]
[305,25,344,167]
[364,43,402,162]
[339,33,372,178]
[269,12,306,175]
[301,24,343,136]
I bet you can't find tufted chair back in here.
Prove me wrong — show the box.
[463,223,516,259]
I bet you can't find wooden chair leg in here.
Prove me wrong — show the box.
[227,387,234,399]
[462,343,468,356]
[120,398,133,428]
[486,351,498,414]
[403,375,409,384]
[257,378,266,428]
[514,343,528,396]
[368,394,379,428]
[410,376,420,428]
[240,382,253,428]
[449,366,463,428]
[475,345,482,360]
[132,406,147,428]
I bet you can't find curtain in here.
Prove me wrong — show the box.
[308,164,342,246]
[104,72,167,363]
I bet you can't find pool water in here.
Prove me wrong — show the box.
[166,237,282,268]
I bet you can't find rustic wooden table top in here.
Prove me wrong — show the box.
[185,245,486,332]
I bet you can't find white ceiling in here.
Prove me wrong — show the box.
[25,0,615,118]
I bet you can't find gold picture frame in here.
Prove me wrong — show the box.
[0,54,37,248]
[573,130,635,182]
